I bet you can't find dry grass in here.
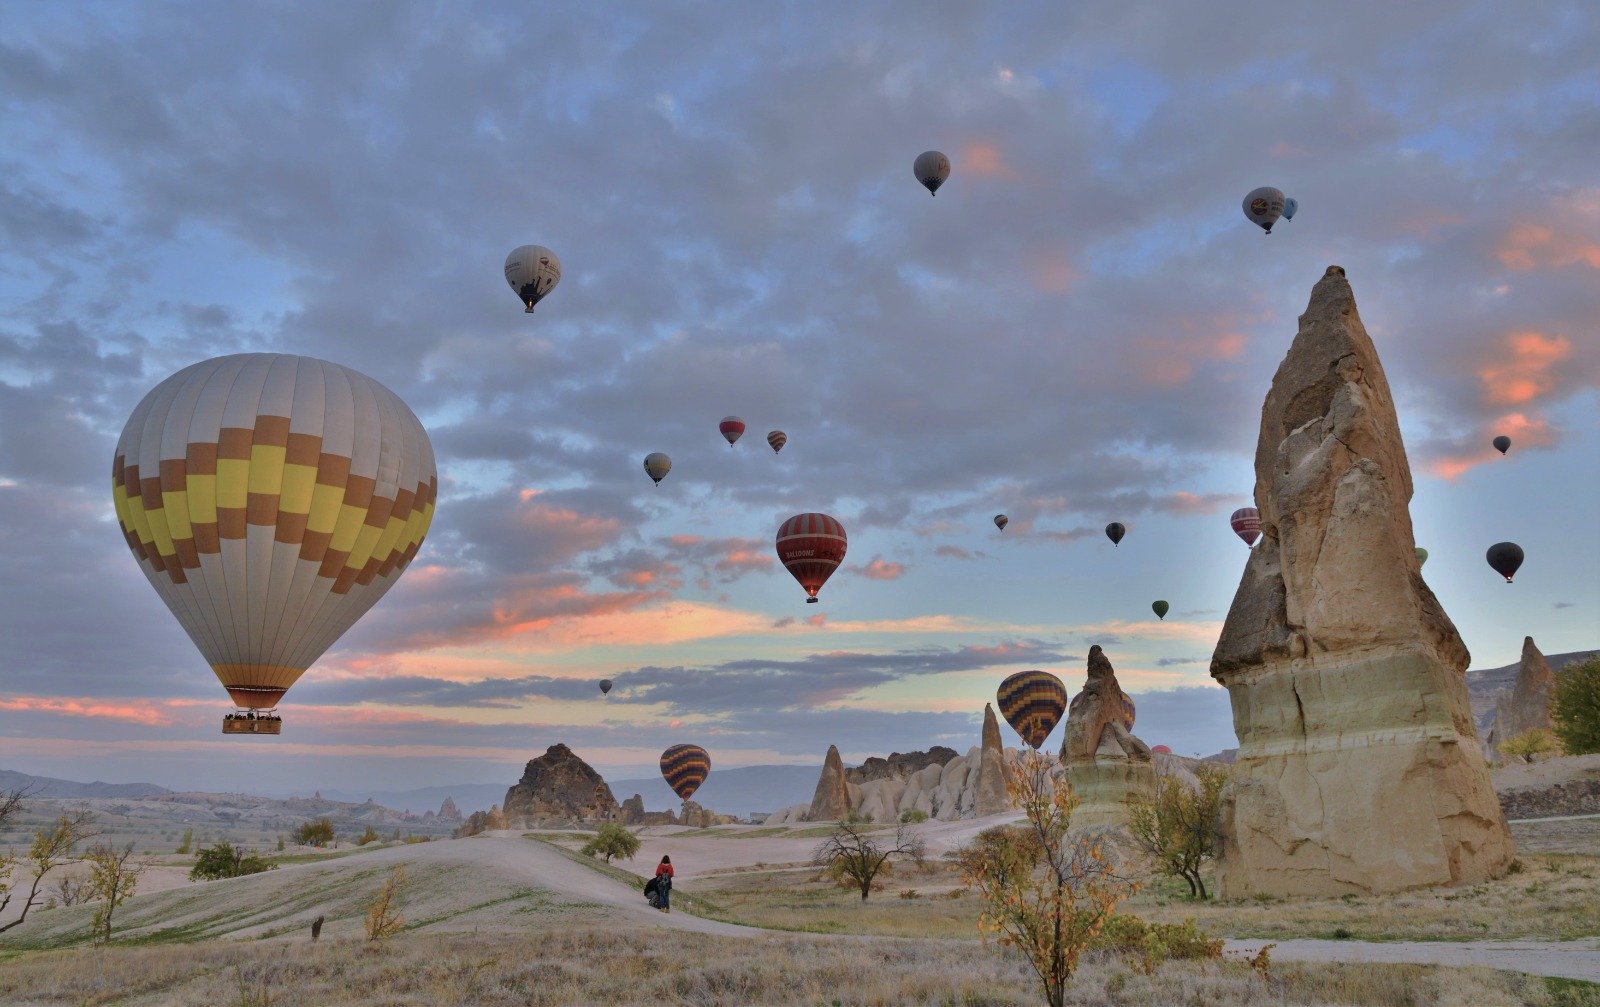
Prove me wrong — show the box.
[0,928,1560,1007]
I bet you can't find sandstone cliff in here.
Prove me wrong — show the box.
[503,744,618,827]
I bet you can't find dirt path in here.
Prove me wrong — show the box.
[1225,936,1600,982]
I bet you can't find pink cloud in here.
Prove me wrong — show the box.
[805,613,828,627]
[961,141,1013,178]
[0,695,197,727]
[1427,413,1557,480]
[860,555,907,581]
[1495,224,1600,272]
[1478,331,1572,406]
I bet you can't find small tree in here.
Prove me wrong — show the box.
[276,836,285,852]
[1500,728,1561,763]
[1552,657,1600,756]
[1,784,33,831]
[364,865,406,941]
[1126,763,1227,899]
[86,842,145,944]
[580,823,641,864]
[811,820,924,901]
[175,828,194,855]
[357,825,381,846]
[956,753,1137,1007]
[0,810,97,932]
[190,842,278,881]
[51,874,92,907]
[293,818,336,848]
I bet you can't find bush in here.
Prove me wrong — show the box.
[845,810,875,824]
[356,826,380,846]
[293,819,335,848]
[1500,728,1561,762]
[1093,914,1224,962]
[189,842,278,881]
[175,828,193,855]
[363,866,406,942]
[1552,657,1600,756]
[899,809,928,824]
[580,823,641,864]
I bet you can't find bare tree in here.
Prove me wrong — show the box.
[0,810,97,932]
[0,784,34,832]
[811,820,925,901]
[86,841,145,944]
[51,873,93,907]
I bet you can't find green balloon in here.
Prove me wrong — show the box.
[1151,600,1169,620]
[1415,547,1428,568]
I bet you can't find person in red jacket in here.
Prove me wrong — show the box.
[654,855,674,912]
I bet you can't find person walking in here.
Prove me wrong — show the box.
[654,854,674,913]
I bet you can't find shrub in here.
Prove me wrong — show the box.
[1093,914,1223,961]
[175,828,193,855]
[293,819,335,848]
[356,826,381,846]
[845,810,875,825]
[899,809,929,824]
[403,835,430,844]
[1552,657,1600,756]
[580,823,641,864]
[190,842,278,881]
[1500,728,1560,762]
[363,866,406,942]
[898,888,921,899]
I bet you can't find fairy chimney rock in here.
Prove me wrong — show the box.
[502,743,619,827]
[1488,637,1560,753]
[1059,646,1154,827]
[1210,266,1513,897]
[974,703,1011,816]
[807,745,852,822]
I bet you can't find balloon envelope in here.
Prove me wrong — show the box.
[776,513,847,603]
[997,670,1068,750]
[719,416,745,446]
[1493,435,1511,455]
[113,354,437,717]
[1152,600,1169,620]
[766,430,787,453]
[1105,522,1126,546]
[994,514,1008,531]
[643,452,672,485]
[1229,507,1261,546]
[1415,547,1428,568]
[1242,187,1286,233]
[1486,542,1524,582]
[660,744,710,801]
[599,679,612,695]
[503,245,561,312]
[914,150,950,195]
[1151,744,1173,755]
[1282,197,1298,221]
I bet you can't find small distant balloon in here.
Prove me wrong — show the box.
[1493,435,1511,455]
[719,416,745,446]
[504,244,561,313]
[599,679,613,695]
[1151,600,1169,620]
[1105,522,1126,547]
[1282,197,1298,221]
[766,430,787,454]
[1415,547,1428,568]
[643,452,672,485]
[1151,744,1172,755]
[994,514,1008,532]
[1242,187,1286,233]
[1486,542,1524,583]
[1230,507,1261,547]
[914,150,950,196]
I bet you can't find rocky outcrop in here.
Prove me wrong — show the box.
[1486,637,1559,756]
[619,794,646,826]
[503,744,618,827]
[845,747,959,785]
[1059,647,1155,828]
[807,745,853,822]
[974,704,1011,816]
[436,797,462,822]
[1498,779,1600,820]
[1210,266,1513,897]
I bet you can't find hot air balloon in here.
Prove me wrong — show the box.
[1415,547,1428,568]
[503,245,561,313]
[776,513,847,603]
[113,354,437,734]
[643,452,672,485]
[914,150,950,195]
[660,744,710,801]
[996,670,1068,750]
[1242,187,1286,233]
[599,679,612,695]
[719,416,745,446]
[1105,522,1126,547]
[766,430,787,454]
[1493,435,1511,455]
[1486,542,1524,583]
[1151,744,1172,755]
[994,514,1008,531]
[1152,600,1169,620]
[1229,507,1261,547]
[1282,197,1298,221]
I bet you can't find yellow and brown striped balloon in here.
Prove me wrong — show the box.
[113,354,436,715]
[659,743,710,801]
[997,670,1068,750]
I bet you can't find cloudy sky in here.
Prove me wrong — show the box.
[2,2,1596,797]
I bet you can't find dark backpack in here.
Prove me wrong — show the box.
[643,875,660,899]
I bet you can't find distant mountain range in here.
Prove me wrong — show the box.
[0,768,172,799]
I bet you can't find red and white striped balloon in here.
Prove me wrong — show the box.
[775,513,847,603]
[719,416,745,446]
[1230,507,1261,547]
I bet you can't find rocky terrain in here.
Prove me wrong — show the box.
[503,744,619,826]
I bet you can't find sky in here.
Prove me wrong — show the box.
[1,2,1596,797]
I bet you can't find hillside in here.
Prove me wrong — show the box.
[0,767,171,799]
[609,764,821,814]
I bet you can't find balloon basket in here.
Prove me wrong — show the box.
[223,710,282,735]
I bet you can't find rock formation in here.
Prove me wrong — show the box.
[974,703,1011,816]
[1058,646,1154,827]
[502,744,618,827]
[1210,266,1514,897]
[436,797,462,822]
[1486,637,1559,756]
[845,747,959,785]
[619,794,646,825]
[807,745,853,821]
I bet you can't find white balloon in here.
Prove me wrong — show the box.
[914,150,951,195]
[504,245,562,312]
[1242,187,1286,233]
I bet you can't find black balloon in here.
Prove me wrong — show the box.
[1486,542,1524,583]
[1105,522,1126,547]
[1492,435,1511,455]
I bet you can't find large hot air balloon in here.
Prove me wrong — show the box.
[776,513,847,603]
[113,354,437,734]
[503,245,561,313]
[1486,542,1524,583]
[599,679,613,695]
[914,150,950,195]
[1415,547,1429,568]
[1152,600,1169,620]
[1493,435,1511,455]
[660,744,710,801]
[643,452,672,486]
[1229,507,1261,547]
[1105,522,1126,547]
[1242,187,1286,233]
[996,670,1068,750]
[766,430,787,454]
[719,416,745,446]
[994,514,1008,532]
[1282,196,1298,222]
